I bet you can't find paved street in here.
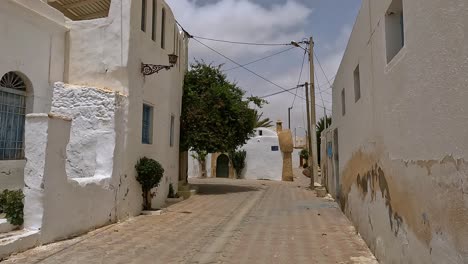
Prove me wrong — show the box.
[3,175,377,264]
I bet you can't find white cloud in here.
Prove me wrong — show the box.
[167,0,352,129]
[167,0,313,58]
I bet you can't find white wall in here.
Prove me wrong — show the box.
[24,84,131,244]
[241,129,282,181]
[65,0,187,213]
[330,0,468,262]
[0,0,66,192]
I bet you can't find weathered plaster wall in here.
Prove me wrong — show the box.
[23,84,135,244]
[0,0,66,192]
[329,0,468,262]
[51,83,117,179]
[0,161,25,192]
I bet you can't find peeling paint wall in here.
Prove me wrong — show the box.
[328,0,468,262]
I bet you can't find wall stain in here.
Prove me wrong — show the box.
[354,164,404,237]
[0,170,12,176]
[340,150,433,248]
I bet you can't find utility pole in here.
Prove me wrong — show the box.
[288,107,292,129]
[308,36,318,189]
[304,82,314,188]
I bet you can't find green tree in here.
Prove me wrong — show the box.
[181,62,264,177]
[254,110,273,128]
[316,116,332,165]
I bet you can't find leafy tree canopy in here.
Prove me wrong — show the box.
[181,61,265,153]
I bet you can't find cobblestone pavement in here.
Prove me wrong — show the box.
[3,174,377,264]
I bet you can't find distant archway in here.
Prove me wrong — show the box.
[0,72,29,160]
[216,154,229,178]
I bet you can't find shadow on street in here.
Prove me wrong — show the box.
[192,183,260,195]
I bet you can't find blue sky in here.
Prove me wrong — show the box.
[167,0,362,133]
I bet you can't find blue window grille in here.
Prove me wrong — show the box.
[142,104,153,144]
[0,72,27,160]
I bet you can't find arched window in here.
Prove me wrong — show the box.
[0,72,27,160]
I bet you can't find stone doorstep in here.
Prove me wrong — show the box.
[0,219,16,234]
[178,189,197,200]
[141,209,168,216]
[165,197,184,205]
[0,230,40,260]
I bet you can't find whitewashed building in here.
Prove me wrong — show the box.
[0,0,188,258]
[322,0,468,263]
[188,127,301,181]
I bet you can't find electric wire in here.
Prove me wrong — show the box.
[222,47,296,72]
[291,49,307,108]
[192,37,306,100]
[314,53,334,91]
[192,35,291,46]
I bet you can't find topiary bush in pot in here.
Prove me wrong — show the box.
[0,189,24,226]
[229,150,247,179]
[299,149,309,160]
[135,157,164,210]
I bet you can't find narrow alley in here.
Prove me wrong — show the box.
[3,174,377,264]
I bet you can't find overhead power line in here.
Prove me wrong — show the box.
[260,84,331,111]
[222,47,296,72]
[192,35,292,46]
[192,37,306,100]
[291,49,307,108]
[260,85,302,99]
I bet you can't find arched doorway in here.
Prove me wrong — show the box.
[0,72,27,160]
[216,154,229,178]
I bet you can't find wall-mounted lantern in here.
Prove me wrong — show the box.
[141,54,178,76]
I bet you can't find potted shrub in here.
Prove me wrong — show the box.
[229,150,247,179]
[299,149,309,167]
[135,157,164,211]
[0,189,24,227]
[166,183,183,205]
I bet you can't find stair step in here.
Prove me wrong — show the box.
[0,230,40,260]
[178,189,197,200]
[0,219,16,234]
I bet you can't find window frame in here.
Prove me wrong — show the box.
[141,0,147,32]
[169,115,175,147]
[142,104,154,145]
[161,8,166,49]
[341,88,346,116]
[0,72,27,160]
[151,0,157,41]
[385,0,405,63]
[353,64,361,102]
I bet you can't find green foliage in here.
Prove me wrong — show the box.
[316,116,332,165]
[254,110,273,128]
[191,151,208,162]
[299,149,309,160]
[180,61,263,154]
[229,150,247,178]
[135,157,164,210]
[167,183,179,199]
[0,190,24,226]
